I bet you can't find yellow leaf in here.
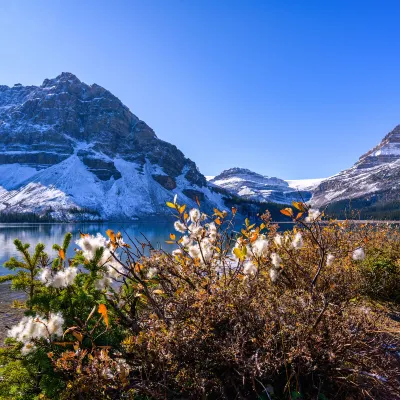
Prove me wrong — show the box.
[179,204,186,214]
[170,233,176,240]
[59,249,65,260]
[245,218,250,227]
[106,229,116,242]
[213,208,224,218]
[175,287,185,296]
[134,263,144,273]
[233,247,246,261]
[260,223,265,230]
[184,212,189,220]
[166,202,176,209]
[280,208,293,217]
[165,240,175,244]
[98,304,109,327]
[292,201,305,211]
[153,289,164,295]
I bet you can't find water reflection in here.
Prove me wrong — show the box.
[0,222,174,275]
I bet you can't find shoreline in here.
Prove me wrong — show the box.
[0,284,25,345]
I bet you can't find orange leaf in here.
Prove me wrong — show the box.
[232,207,237,216]
[106,229,116,243]
[98,304,109,327]
[280,208,293,217]
[250,232,258,243]
[295,212,304,220]
[195,196,201,207]
[170,233,176,240]
[215,217,222,225]
[59,249,65,260]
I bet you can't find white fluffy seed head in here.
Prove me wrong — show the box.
[147,267,158,279]
[75,233,107,261]
[326,253,335,266]
[269,268,280,283]
[8,312,65,353]
[188,244,201,259]
[271,253,282,268]
[40,267,78,288]
[95,276,113,290]
[252,237,269,258]
[305,208,321,223]
[38,268,52,284]
[292,232,303,250]
[181,236,192,247]
[174,221,186,233]
[189,208,201,223]
[243,261,257,276]
[352,248,365,261]
[274,234,283,247]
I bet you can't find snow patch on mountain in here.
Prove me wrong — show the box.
[285,178,326,191]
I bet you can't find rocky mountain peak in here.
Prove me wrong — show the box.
[0,73,215,220]
[312,123,400,208]
[42,72,82,87]
[355,124,400,169]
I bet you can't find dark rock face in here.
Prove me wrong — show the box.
[182,189,205,202]
[78,151,122,181]
[152,175,177,190]
[312,124,400,207]
[0,72,206,187]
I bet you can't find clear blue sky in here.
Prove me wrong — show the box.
[1,0,400,179]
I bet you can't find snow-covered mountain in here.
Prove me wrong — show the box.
[0,73,225,220]
[209,168,315,204]
[312,124,400,208]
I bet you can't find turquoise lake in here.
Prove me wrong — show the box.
[0,222,176,275]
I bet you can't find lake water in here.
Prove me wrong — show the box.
[0,221,296,276]
[0,222,176,275]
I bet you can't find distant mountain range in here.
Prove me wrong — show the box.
[208,168,323,204]
[1,73,400,221]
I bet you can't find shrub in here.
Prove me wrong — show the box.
[0,202,399,399]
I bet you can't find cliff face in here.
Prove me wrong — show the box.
[312,125,400,208]
[0,73,220,220]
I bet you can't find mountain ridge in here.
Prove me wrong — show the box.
[0,73,223,221]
